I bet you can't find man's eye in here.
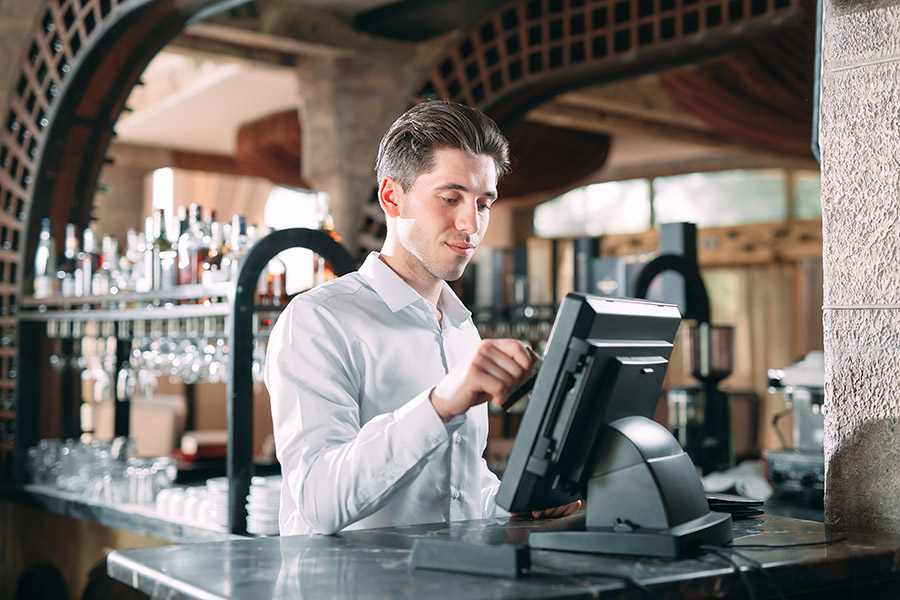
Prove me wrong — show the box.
[478,203,492,211]
[441,196,459,204]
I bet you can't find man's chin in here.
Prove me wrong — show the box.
[434,262,469,282]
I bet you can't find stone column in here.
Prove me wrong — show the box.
[481,203,536,249]
[294,54,422,255]
[820,1,900,532]
[254,2,449,255]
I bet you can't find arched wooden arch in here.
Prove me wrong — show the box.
[419,0,805,127]
[0,0,245,477]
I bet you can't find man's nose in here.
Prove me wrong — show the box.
[455,201,479,233]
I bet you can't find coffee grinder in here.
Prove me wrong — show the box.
[633,222,735,474]
[689,322,735,473]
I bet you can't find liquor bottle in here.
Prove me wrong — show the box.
[172,205,187,285]
[267,254,288,307]
[203,209,217,253]
[33,218,57,298]
[95,234,120,295]
[221,221,233,254]
[201,221,227,285]
[116,228,139,293]
[176,205,189,239]
[135,219,154,293]
[56,223,79,297]
[199,209,213,267]
[221,215,248,283]
[177,203,208,286]
[245,224,259,259]
[78,225,101,297]
[255,260,270,306]
[249,227,285,306]
[313,193,341,286]
[146,210,176,291]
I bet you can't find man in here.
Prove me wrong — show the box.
[265,100,579,536]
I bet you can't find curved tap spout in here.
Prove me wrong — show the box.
[633,254,710,323]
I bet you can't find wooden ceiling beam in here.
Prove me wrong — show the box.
[544,81,712,131]
[526,100,730,149]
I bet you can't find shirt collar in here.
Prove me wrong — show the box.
[437,281,472,328]
[358,252,472,328]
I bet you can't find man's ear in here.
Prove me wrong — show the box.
[378,177,402,218]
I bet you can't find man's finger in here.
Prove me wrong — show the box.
[471,359,519,396]
[530,500,582,519]
[484,338,533,372]
[472,346,528,385]
[560,500,582,516]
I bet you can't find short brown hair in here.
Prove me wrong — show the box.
[374,100,511,192]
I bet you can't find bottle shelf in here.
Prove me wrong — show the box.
[18,301,231,323]
[16,226,358,536]
[19,287,297,324]
[20,282,234,311]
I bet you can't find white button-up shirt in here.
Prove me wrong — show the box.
[265,252,507,535]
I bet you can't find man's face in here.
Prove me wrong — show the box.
[392,147,498,283]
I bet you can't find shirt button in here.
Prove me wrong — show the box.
[451,488,460,500]
[453,433,462,445]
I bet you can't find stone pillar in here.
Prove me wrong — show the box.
[249,2,453,254]
[820,1,900,532]
[481,203,536,249]
[295,54,422,254]
[254,1,452,255]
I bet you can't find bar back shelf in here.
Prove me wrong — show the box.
[16,227,356,535]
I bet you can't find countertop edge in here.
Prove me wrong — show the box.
[0,483,244,543]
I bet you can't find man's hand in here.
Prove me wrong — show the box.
[512,500,583,520]
[430,338,532,422]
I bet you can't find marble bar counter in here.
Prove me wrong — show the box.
[108,514,900,599]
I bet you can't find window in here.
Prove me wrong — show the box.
[533,168,821,238]
[793,170,822,220]
[533,179,651,237]
[263,187,321,295]
[653,169,787,227]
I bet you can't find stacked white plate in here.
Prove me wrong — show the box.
[246,475,281,536]
[205,476,230,528]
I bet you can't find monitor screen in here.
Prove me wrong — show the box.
[496,292,681,513]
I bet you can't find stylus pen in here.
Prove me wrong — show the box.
[502,346,542,413]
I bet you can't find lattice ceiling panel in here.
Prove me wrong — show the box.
[0,0,113,478]
[420,0,801,124]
